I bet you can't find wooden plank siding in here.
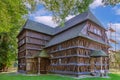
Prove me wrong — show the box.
[82,21,108,44]
[47,36,109,76]
[18,29,52,74]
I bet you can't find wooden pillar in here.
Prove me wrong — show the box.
[101,57,102,71]
[38,57,41,75]
[100,57,104,77]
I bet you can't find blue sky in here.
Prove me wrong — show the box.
[27,0,120,50]
[91,5,120,27]
[90,2,120,50]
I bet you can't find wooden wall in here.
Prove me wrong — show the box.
[18,29,51,73]
[47,37,109,76]
[18,30,26,73]
[81,21,108,44]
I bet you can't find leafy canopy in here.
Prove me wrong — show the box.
[27,0,120,24]
[0,0,27,70]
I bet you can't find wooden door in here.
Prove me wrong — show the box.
[40,58,50,74]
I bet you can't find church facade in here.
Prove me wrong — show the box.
[17,10,109,77]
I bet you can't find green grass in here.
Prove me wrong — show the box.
[0,73,120,80]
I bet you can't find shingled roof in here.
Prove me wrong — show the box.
[54,10,106,35]
[46,23,109,47]
[46,23,86,47]
[90,50,108,57]
[18,10,105,36]
[18,10,109,47]
[18,19,55,36]
[36,50,49,58]
[46,10,108,47]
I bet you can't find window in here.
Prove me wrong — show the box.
[97,30,101,36]
[94,28,97,34]
[93,28,101,36]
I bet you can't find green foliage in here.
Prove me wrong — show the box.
[0,0,27,70]
[0,32,11,67]
[24,0,93,24]
[0,0,27,32]
[41,0,93,24]
[26,0,120,24]
[102,0,120,5]
[114,52,120,63]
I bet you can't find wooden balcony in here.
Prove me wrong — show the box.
[50,54,89,59]
[50,46,95,54]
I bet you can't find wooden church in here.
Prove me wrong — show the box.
[17,10,110,77]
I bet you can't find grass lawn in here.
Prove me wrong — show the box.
[0,73,120,80]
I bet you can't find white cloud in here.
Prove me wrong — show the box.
[66,15,75,20]
[33,15,75,27]
[29,7,57,27]
[29,7,75,27]
[34,16,58,27]
[29,8,51,17]
[113,6,120,15]
[28,3,75,27]
[110,23,120,33]
[116,9,120,15]
[107,23,120,37]
[90,0,104,9]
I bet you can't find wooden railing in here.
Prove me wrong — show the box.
[49,46,95,53]
[50,55,89,59]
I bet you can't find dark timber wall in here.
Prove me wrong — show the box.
[47,37,109,77]
[18,29,51,73]
[46,21,109,77]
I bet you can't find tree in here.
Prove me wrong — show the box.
[41,0,93,24]
[27,0,93,24]
[26,0,120,24]
[102,0,120,5]
[114,51,120,70]
[0,0,27,71]
[0,32,11,71]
